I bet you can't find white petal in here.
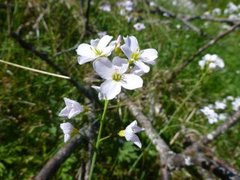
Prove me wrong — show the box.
[102,45,115,56]
[68,108,83,119]
[60,122,74,134]
[64,134,71,143]
[198,60,205,69]
[112,57,129,74]
[59,107,70,117]
[77,56,95,65]
[121,74,143,90]
[134,61,150,73]
[100,80,121,100]
[125,36,139,52]
[93,58,114,80]
[131,66,146,76]
[90,39,99,47]
[97,35,113,50]
[126,120,144,133]
[76,44,95,57]
[120,44,132,59]
[140,49,158,63]
[59,98,83,119]
[125,132,142,148]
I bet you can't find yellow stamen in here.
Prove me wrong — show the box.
[112,73,122,81]
[118,130,125,137]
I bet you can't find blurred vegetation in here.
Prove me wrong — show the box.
[0,0,240,179]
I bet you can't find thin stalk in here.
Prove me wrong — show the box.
[89,100,109,179]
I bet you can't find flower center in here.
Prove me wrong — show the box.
[129,51,140,64]
[118,130,125,137]
[93,48,103,56]
[112,73,122,81]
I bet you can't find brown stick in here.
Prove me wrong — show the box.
[35,135,85,180]
[10,32,95,102]
[200,110,240,145]
[145,0,202,34]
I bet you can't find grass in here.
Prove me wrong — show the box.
[0,0,240,179]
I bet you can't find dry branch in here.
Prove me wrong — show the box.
[10,32,95,102]
[35,135,85,180]
[145,0,202,34]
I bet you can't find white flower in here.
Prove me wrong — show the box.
[93,57,143,100]
[226,96,234,101]
[60,122,74,143]
[215,101,226,110]
[133,23,146,31]
[200,106,219,124]
[121,36,158,74]
[198,54,225,70]
[59,98,83,119]
[76,35,114,65]
[149,1,156,7]
[118,120,144,148]
[232,97,240,111]
[227,2,238,14]
[99,3,111,12]
[212,8,221,16]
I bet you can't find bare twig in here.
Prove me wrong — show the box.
[200,110,240,145]
[10,32,95,102]
[166,22,240,83]
[35,135,86,180]
[145,0,202,34]
[186,16,240,25]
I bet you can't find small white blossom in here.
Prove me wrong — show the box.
[121,36,158,74]
[212,8,221,16]
[60,122,74,143]
[117,0,133,12]
[198,54,225,70]
[200,106,219,124]
[149,1,156,7]
[226,2,239,14]
[93,57,143,100]
[133,23,146,31]
[99,3,111,12]
[226,96,234,101]
[215,101,226,110]
[76,35,114,65]
[232,97,240,111]
[59,98,83,119]
[118,120,144,148]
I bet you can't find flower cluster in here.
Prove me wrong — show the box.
[76,35,158,100]
[58,98,83,142]
[203,2,240,20]
[200,96,240,124]
[198,54,225,70]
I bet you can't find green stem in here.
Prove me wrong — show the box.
[89,100,109,179]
